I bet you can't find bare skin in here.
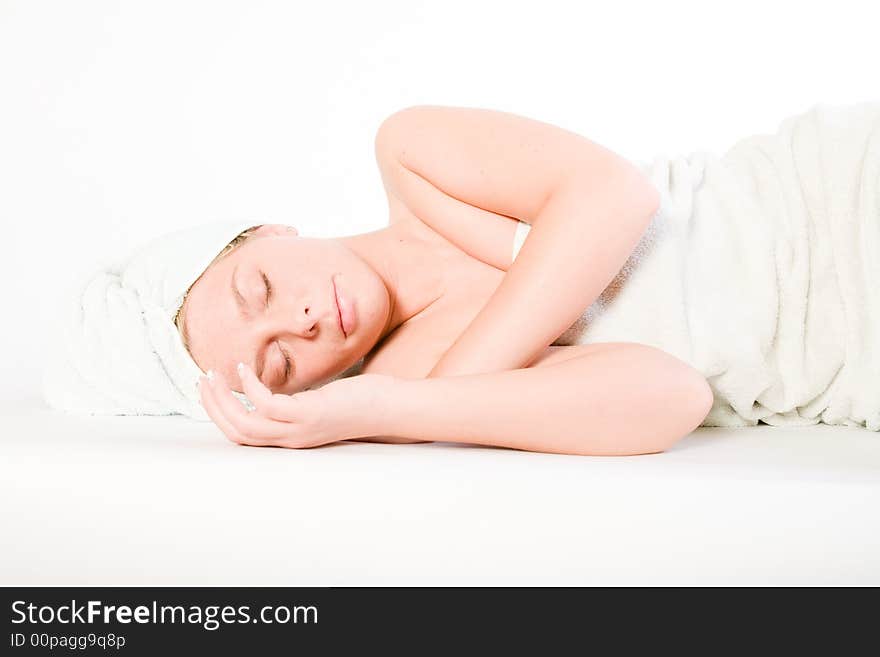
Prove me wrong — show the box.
[191,105,715,455]
[180,218,456,395]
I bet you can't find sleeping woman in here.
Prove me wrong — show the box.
[180,104,712,457]
[48,102,880,455]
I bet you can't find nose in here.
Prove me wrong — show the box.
[253,296,320,343]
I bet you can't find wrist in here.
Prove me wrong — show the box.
[369,376,438,444]
[353,373,405,438]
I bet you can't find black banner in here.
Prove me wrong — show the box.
[1,587,872,654]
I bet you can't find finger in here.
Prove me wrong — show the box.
[236,361,275,410]
[237,361,303,421]
[203,372,274,446]
[203,376,311,448]
[198,375,251,446]
[208,369,293,444]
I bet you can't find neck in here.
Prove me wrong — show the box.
[338,220,449,344]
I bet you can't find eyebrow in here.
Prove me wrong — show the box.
[231,264,268,383]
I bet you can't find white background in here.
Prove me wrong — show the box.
[1,0,877,403]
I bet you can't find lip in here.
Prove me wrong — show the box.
[333,275,357,339]
[332,276,346,338]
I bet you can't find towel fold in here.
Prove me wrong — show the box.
[43,219,264,420]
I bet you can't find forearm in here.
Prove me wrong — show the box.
[383,343,713,456]
[428,165,660,378]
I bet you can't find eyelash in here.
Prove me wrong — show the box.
[279,344,291,381]
[262,271,291,382]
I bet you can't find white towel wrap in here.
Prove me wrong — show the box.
[44,219,272,420]
[512,102,880,430]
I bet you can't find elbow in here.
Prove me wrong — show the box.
[374,105,435,157]
[565,158,662,224]
[643,361,715,454]
[679,367,715,430]
[692,375,716,425]
[620,157,662,220]
[638,179,662,219]
[586,367,713,457]
[622,165,661,221]
[375,108,413,163]
[652,372,714,454]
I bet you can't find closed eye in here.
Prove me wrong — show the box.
[261,271,272,307]
[261,271,291,383]
[280,344,291,381]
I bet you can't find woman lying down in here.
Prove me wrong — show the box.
[47,102,880,455]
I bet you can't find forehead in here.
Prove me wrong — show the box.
[180,252,242,370]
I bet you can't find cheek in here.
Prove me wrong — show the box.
[190,316,239,372]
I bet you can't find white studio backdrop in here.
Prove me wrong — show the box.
[0,0,877,406]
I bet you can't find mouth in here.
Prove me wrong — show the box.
[332,276,346,338]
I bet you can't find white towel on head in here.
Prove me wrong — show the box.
[43,219,264,421]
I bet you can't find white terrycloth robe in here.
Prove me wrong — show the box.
[512,101,880,430]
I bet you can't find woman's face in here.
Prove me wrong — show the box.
[180,225,392,394]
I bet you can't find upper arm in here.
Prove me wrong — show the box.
[376,104,654,221]
[374,105,658,269]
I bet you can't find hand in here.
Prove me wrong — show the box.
[197,363,397,448]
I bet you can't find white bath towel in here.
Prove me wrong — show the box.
[513,101,880,430]
[43,219,267,420]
